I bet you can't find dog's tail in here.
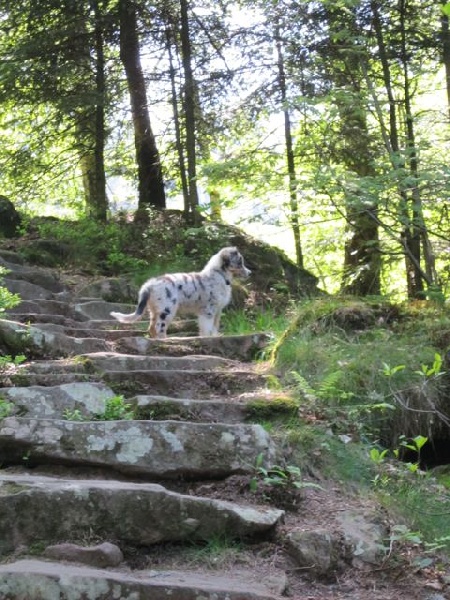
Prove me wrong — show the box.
[110,289,149,324]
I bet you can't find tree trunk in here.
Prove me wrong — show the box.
[179,0,200,224]
[166,26,190,211]
[441,1,450,120]
[89,0,108,222]
[324,6,380,295]
[371,0,433,298]
[119,0,166,218]
[275,29,304,269]
[71,4,107,221]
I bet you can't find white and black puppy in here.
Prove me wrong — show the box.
[110,247,251,338]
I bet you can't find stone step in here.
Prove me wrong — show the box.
[0,417,279,479]
[115,332,271,360]
[82,351,241,372]
[0,560,285,600]
[0,318,270,362]
[15,353,240,374]
[0,383,294,424]
[6,299,82,318]
[1,260,65,293]
[3,279,64,300]
[132,390,297,424]
[9,367,266,397]
[74,299,133,320]
[102,369,268,397]
[0,382,117,419]
[0,475,284,555]
[133,394,250,423]
[0,319,109,359]
[4,313,86,327]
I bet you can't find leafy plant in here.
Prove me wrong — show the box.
[250,453,322,493]
[94,395,134,421]
[0,398,13,419]
[0,267,21,313]
[62,408,85,421]
[369,446,389,465]
[0,354,26,372]
[63,396,134,421]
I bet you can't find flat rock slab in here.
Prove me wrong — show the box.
[81,351,240,372]
[133,390,297,424]
[3,279,56,301]
[103,369,268,397]
[0,560,283,600]
[0,382,116,419]
[1,260,65,293]
[75,300,132,320]
[116,333,271,361]
[6,299,77,318]
[0,320,107,359]
[0,417,280,478]
[133,394,249,424]
[0,475,284,555]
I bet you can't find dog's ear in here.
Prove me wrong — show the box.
[221,248,231,269]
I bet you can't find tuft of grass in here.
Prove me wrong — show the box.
[182,535,244,570]
[221,308,290,336]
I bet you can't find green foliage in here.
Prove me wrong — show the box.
[272,298,450,441]
[375,470,450,551]
[0,267,21,313]
[442,2,450,16]
[370,435,428,475]
[250,453,322,493]
[0,398,13,420]
[62,408,85,421]
[95,395,134,421]
[62,396,134,421]
[32,218,149,275]
[0,354,26,372]
[221,308,289,337]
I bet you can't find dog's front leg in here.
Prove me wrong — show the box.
[198,314,217,337]
[213,311,222,335]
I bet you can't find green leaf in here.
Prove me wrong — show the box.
[413,435,428,451]
[442,3,450,16]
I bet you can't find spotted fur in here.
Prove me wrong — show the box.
[110,247,251,338]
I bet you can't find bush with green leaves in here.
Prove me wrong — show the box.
[0,267,20,313]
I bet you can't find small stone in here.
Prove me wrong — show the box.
[43,542,123,568]
[285,528,349,579]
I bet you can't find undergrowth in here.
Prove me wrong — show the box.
[268,296,450,551]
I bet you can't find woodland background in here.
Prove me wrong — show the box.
[1,0,450,299]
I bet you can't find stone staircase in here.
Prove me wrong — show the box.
[0,252,291,599]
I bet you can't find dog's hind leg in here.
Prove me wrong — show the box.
[148,311,157,337]
[152,307,175,338]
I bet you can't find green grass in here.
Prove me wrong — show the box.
[221,307,290,336]
[375,470,450,550]
[268,296,450,550]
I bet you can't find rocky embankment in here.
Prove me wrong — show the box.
[0,250,403,600]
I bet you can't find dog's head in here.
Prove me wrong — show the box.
[219,247,251,278]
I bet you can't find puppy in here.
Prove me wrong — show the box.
[110,247,251,338]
